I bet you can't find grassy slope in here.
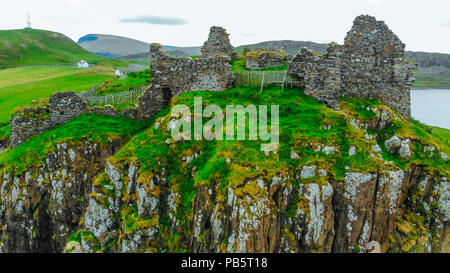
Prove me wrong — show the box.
[413,72,450,89]
[0,29,128,68]
[96,69,152,95]
[0,114,152,174]
[104,86,448,252]
[0,86,448,252]
[0,65,116,123]
[113,86,449,178]
[0,122,9,142]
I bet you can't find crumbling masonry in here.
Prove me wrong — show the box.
[288,15,417,118]
[150,43,235,98]
[201,26,239,60]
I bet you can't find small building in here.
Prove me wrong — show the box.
[115,69,124,76]
[77,60,89,68]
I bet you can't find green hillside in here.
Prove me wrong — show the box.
[0,65,116,123]
[0,86,448,253]
[0,29,126,68]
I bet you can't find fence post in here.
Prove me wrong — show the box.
[260,71,265,93]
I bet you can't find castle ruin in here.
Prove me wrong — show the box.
[201,26,239,60]
[149,43,235,98]
[245,49,286,70]
[9,18,418,148]
[288,15,417,118]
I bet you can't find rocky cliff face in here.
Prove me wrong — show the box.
[2,87,446,253]
[0,138,123,252]
[66,101,447,253]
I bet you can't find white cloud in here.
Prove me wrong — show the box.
[65,0,81,7]
[438,21,450,28]
[119,15,188,25]
[42,16,82,24]
[365,0,383,6]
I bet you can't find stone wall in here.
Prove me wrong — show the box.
[9,87,170,147]
[150,43,235,98]
[245,50,286,70]
[201,26,239,60]
[288,15,417,118]
[10,102,54,148]
[50,92,88,126]
[10,92,88,147]
[136,86,168,120]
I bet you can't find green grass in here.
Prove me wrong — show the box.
[103,87,383,250]
[0,122,10,142]
[413,72,450,88]
[0,65,116,123]
[231,58,288,71]
[0,114,151,174]
[0,29,128,68]
[0,84,448,252]
[96,69,152,95]
[430,126,450,144]
[100,86,445,251]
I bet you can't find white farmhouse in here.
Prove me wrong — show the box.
[115,69,124,76]
[77,60,89,68]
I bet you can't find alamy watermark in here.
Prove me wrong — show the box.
[169,97,279,152]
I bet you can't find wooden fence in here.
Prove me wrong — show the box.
[233,71,300,91]
[79,85,149,106]
[77,71,299,107]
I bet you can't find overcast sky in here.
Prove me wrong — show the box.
[1,0,449,53]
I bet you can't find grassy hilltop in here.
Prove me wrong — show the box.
[0,29,127,68]
[0,86,448,253]
[0,29,138,124]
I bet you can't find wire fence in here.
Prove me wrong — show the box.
[233,71,300,91]
[79,85,149,106]
[77,71,299,107]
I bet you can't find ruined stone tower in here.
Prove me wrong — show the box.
[288,15,417,118]
[201,26,239,60]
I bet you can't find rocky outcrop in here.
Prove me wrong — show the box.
[150,43,235,98]
[245,50,286,70]
[201,26,238,60]
[0,137,124,253]
[288,15,417,118]
[68,151,448,253]
[57,105,448,254]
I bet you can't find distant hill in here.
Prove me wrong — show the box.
[238,40,450,69]
[405,51,450,69]
[119,50,190,63]
[236,40,329,56]
[77,33,450,71]
[78,34,202,59]
[78,34,150,58]
[0,29,115,68]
